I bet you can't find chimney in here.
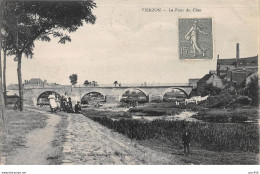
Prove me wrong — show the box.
[236,43,239,59]
[216,55,220,75]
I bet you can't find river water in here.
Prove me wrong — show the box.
[132,111,200,122]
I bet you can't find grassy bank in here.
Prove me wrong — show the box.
[1,109,48,159]
[193,107,258,123]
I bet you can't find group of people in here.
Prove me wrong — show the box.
[48,92,81,114]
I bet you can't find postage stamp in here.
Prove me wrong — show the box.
[178,18,213,59]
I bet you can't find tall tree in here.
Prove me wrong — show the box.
[0,0,7,153]
[1,29,14,106]
[2,1,96,111]
[69,74,78,86]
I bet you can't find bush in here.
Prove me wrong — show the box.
[236,96,252,105]
[200,91,236,108]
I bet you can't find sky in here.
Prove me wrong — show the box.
[3,0,259,86]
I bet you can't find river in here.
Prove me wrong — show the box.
[132,111,200,122]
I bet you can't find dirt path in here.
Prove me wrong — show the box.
[7,109,60,165]
[61,113,182,164]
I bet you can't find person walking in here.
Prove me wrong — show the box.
[182,130,191,155]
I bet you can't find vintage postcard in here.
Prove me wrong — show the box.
[0,0,259,172]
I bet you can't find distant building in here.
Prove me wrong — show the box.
[217,55,258,78]
[7,84,19,90]
[196,73,225,95]
[25,78,45,85]
[209,70,217,74]
[216,43,258,88]
[188,78,200,88]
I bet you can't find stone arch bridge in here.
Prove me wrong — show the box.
[13,85,193,106]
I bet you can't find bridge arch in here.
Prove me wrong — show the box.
[81,91,106,104]
[120,88,149,103]
[162,87,189,99]
[37,91,62,106]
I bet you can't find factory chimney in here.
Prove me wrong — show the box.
[235,43,239,67]
[236,43,239,59]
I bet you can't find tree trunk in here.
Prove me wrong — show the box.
[3,50,7,106]
[17,53,23,111]
[0,1,7,156]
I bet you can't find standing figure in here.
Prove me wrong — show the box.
[74,101,82,113]
[48,92,57,113]
[182,130,191,155]
[67,97,74,113]
[55,95,60,111]
[185,20,207,57]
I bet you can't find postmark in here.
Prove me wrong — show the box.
[178,18,213,59]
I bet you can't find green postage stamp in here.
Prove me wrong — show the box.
[178,18,213,59]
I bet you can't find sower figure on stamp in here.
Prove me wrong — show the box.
[182,130,191,155]
[185,20,207,57]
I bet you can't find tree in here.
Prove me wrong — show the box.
[2,1,96,111]
[92,81,97,87]
[114,81,118,87]
[1,29,14,106]
[246,76,258,106]
[0,0,7,153]
[69,74,78,86]
[202,83,222,96]
[83,80,90,86]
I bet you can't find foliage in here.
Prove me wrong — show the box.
[246,76,258,106]
[1,1,96,110]
[194,108,258,123]
[92,81,98,87]
[82,109,132,119]
[200,91,236,108]
[69,74,78,85]
[201,83,222,96]
[83,80,91,86]
[114,81,118,87]
[90,117,259,153]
